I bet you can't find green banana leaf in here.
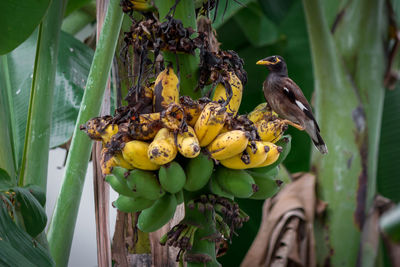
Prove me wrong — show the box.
[377,84,400,202]
[211,0,256,29]
[65,0,93,17]
[0,0,51,54]
[0,201,54,266]
[13,187,47,237]
[233,2,279,47]
[0,240,35,267]
[0,168,14,190]
[24,184,47,207]
[257,0,295,25]
[0,30,93,172]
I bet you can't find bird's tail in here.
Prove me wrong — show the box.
[312,131,328,154]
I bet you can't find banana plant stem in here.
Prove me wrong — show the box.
[46,1,123,266]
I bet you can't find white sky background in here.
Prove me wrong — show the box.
[46,148,118,267]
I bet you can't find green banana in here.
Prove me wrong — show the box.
[105,167,135,197]
[112,166,129,178]
[113,195,155,213]
[215,166,257,198]
[137,193,177,232]
[126,169,164,200]
[247,166,280,200]
[158,161,186,193]
[184,153,214,191]
[208,178,234,200]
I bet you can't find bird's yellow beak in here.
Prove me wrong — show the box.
[256,57,280,65]
[256,59,270,65]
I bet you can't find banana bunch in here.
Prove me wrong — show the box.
[81,58,293,239]
[81,9,301,264]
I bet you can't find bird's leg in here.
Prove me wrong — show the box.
[281,120,305,131]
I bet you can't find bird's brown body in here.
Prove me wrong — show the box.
[257,55,328,154]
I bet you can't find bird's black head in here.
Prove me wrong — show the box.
[256,55,287,76]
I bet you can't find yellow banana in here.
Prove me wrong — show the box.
[80,116,115,142]
[153,66,180,112]
[142,83,154,108]
[254,142,282,168]
[100,147,115,175]
[255,119,287,143]
[195,102,227,147]
[212,71,243,116]
[128,112,162,141]
[177,126,200,158]
[100,148,135,175]
[220,141,268,169]
[102,124,118,144]
[160,103,184,131]
[122,140,160,170]
[207,130,249,160]
[148,128,177,165]
[180,96,208,127]
[129,104,183,140]
[247,103,277,123]
[113,153,134,170]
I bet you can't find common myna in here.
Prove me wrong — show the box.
[257,55,328,154]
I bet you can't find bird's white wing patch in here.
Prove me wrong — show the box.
[295,100,308,111]
[283,87,290,93]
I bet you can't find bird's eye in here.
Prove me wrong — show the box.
[272,57,276,62]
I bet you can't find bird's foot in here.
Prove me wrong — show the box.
[281,120,305,131]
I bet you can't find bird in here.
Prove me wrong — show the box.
[256,55,328,154]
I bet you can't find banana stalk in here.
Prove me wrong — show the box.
[183,191,220,267]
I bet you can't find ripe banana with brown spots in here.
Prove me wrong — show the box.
[177,125,200,158]
[147,128,177,165]
[153,66,180,112]
[180,96,209,127]
[255,119,287,143]
[194,102,227,147]
[247,103,277,123]
[220,141,269,169]
[122,140,160,170]
[80,116,117,143]
[100,147,118,175]
[207,130,249,160]
[253,141,282,168]
[212,71,243,116]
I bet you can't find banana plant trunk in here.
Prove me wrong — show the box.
[303,0,387,265]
